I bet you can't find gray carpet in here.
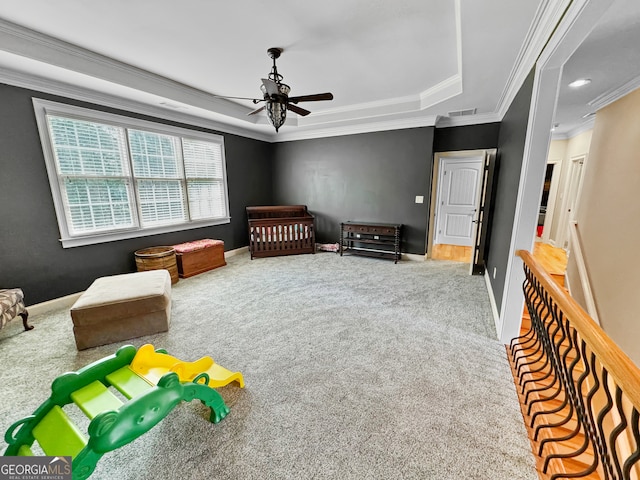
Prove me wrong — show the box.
[0,252,536,479]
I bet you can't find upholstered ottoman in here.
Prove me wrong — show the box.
[70,270,171,350]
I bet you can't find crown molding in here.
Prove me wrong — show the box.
[420,74,463,109]
[495,0,572,119]
[564,116,595,139]
[0,66,273,142]
[274,114,438,142]
[551,120,595,141]
[0,18,255,121]
[0,7,463,139]
[587,74,640,111]
[0,0,561,142]
[435,112,501,128]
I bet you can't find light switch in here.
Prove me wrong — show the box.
[415,195,424,204]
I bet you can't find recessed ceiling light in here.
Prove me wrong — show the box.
[569,78,591,88]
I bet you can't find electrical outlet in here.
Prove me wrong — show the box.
[493,267,497,279]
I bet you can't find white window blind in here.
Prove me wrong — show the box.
[128,129,186,227]
[49,116,135,235]
[183,138,227,220]
[34,99,230,248]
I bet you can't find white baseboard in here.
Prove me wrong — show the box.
[28,292,83,317]
[225,246,249,258]
[26,246,250,316]
[484,271,501,337]
[402,253,426,262]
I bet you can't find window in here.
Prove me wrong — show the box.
[33,99,230,248]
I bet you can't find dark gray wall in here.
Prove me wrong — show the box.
[486,70,536,311]
[0,83,273,304]
[433,123,500,152]
[272,128,434,254]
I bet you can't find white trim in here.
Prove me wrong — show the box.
[551,116,595,140]
[420,75,463,110]
[498,0,615,344]
[402,253,426,262]
[224,246,249,258]
[0,19,254,121]
[275,114,439,142]
[568,222,600,324]
[27,246,249,315]
[555,153,586,249]
[0,1,566,144]
[435,112,502,128]
[484,271,501,336]
[27,292,83,317]
[495,0,573,118]
[33,98,232,248]
[588,74,640,111]
[0,66,273,142]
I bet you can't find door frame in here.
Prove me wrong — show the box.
[496,0,613,343]
[556,154,586,249]
[427,149,488,261]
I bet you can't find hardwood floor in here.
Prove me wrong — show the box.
[431,243,472,262]
[532,242,567,285]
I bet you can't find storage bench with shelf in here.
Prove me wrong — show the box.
[340,222,402,263]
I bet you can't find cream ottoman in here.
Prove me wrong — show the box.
[70,270,171,350]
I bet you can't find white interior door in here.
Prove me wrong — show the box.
[561,157,585,249]
[435,157,484,246]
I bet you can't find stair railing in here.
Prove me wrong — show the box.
[509,250,640,480]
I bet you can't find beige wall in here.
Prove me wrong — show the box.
[570,87,640,366]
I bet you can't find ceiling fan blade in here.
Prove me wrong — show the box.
[261,78,279,96]
[288,93,334,104]
[287,103,311,117]
[247,105,266,116]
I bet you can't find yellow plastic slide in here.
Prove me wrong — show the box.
[130,344,245,389]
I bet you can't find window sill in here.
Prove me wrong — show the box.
[59,217,231,248]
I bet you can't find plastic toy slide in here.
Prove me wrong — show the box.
[3,344,244,480]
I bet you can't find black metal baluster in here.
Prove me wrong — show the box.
[622,408,640,479]
[609,387,628,479]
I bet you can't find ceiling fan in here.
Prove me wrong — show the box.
[241,48,334,132]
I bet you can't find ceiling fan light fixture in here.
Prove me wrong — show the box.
[243,47,334,132]
[266,101,287,132]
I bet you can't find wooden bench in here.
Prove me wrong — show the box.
[172,239,226,278]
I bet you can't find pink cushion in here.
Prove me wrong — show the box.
[172,239,223,254]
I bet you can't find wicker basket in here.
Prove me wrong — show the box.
[134,246,179,284]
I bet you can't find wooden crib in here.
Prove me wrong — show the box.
[246,205,316,259]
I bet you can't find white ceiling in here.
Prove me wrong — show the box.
[1,0,636,142]
[554,0,640,137]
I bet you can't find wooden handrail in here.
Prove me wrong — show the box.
[512,250,640,479]
[517,249,640,412]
